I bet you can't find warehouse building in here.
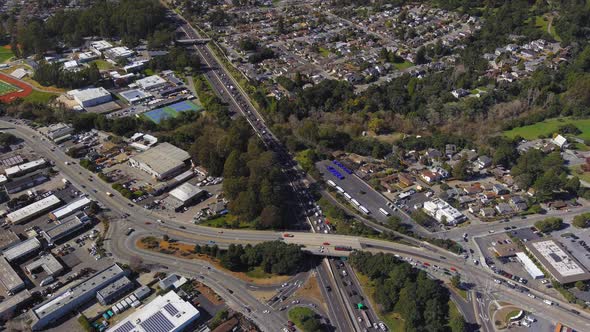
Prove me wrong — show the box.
[38,123,74,142]
[119,89,152,105]
[129,143,191,180]
[4,172,49,194]
[515,252,544,279]
[105,46,134,59]
[0,290,31,320]
[4,158,47,178]
[164,183,206,211]
[68,87,113,108]
[0,230,20,251]
[97,276,135,305]
[6,195,62,224]
[526,239,590,284]
[49,197,92,220]
[25,254,63,278]
[0,257,25,295]
[31,264,128,330]
[42,212,90,245]
[107,291,200,332]
[3,237,42,262]
[136,75,168,91]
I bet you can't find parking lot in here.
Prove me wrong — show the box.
[316,160,413,228]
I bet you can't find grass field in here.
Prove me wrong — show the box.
[288,307,317,331]
[318,47,331,57]
[0,80,19,96]
[23,90,57,103]
[0,46,13,63]
[91,59,115,71]
[393,60,413,70]
[503,117,590,141]
[570,165,590,184]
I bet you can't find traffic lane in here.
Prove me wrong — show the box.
[109,225,286,330]
[330,260,380,331]
[316,264,352,332]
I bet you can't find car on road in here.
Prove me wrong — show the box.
[208,240,215,244]
[283,233,294,237]
[323,242,330,245]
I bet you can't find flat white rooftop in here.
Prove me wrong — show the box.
[107,291,199,332]
[3,237,41,262]
[528,239,590,283]
[6,195,61,224]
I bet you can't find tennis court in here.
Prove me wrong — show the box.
[143,100,203,124]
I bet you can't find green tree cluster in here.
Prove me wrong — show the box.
[573,213,590,229]
[349,252,452,331]
[534,217,564,233]
[33,62,101,89]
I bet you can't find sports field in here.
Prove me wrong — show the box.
[143,100,203,123]
[0,73,31,103]
[0,80,19,96]
[504,117,590,141]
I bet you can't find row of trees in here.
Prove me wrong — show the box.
[195,241,305,275]
[33,62,101,89]
[349,251,466,332]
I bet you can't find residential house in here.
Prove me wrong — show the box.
[509,195,528,212]
[398,173,415,187]
[552,134,568,149]
[495,203,513,215]
[492,184,509,195]
[420,170,441,183]
[480,207,496,217]
[477,156,492,168]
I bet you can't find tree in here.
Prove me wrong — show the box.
[259,205,282,229]
[573,213,590,228]
[162,234,170,242]
[452,156,470,180]
[416,47,427,64]
[449,313,467,332]
[450,275,461,289]
[576,281,588,291]
[534,217,563,233]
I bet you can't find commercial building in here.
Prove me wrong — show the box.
[105,46,134,59]
[107,291,200,332]
[515,252,544,279]
[130,133,158,151]
[4,172,49,194]
[97,276,135,305]
[38,123,74,142]
[0,230,20,251]
[42,212,90,245]
[31,264,128,330]
[4,158,47,178]
[423,198,467,225]
[0,257,24,295]
[129,143,191,180]
[133,286,151,300]
[68,87,113,108]
[0,290,31,320]
[90,40,113,55]
[49,197,92,220]
[3,237,42,262]
[6,195,62,224]
[136,75,168,91]
[119,89,152,105]
[165,183,206,211]
[526,239,590,284]
[0,174,7,185]
[158,274,187,291]
[25,254,63,277]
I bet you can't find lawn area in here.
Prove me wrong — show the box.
[447,300,463,329]
[570,165,590,184]
[245,266,274,279]
[503,117,590,141]
[91,59,115,71]
[23,90,57,103]
[288,307,317,331]
[318,47,331,57]
[393,60,413,70]
[356,273,405,332]
[0,46,14,63]
[200,214,253,229]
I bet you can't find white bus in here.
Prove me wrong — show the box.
[359,206,370,214]
[379,208,390,216]
[343,193,352,200]
[351,198,360,206]
[327,180,336,187]
[336,186,345,193]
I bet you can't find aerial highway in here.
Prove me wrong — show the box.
[4,113,590,331]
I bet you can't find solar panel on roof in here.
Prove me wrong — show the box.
[112,321,134,332]
[140,311,175,332]
[163,303,179,316]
